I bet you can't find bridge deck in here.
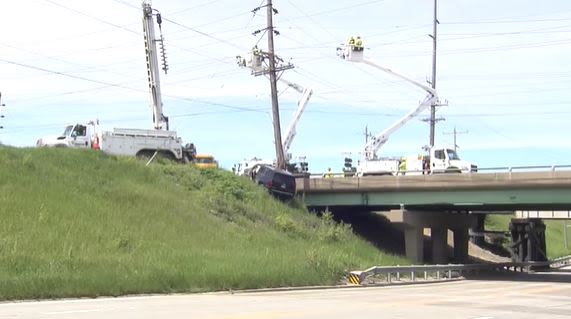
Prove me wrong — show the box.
[297,171,571,211]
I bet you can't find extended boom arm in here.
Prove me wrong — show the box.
[142,1,169,130]
[281,78,313,154]
[338,41,444,160]
[363,94,437,160]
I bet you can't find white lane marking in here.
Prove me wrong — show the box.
[42,307,115,315]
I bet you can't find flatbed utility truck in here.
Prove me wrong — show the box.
[37,1,196,163]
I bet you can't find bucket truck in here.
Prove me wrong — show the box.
[234,51,313,175]
[337,38,477,176]
[37,1,196,163]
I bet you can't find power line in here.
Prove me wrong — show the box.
[0,58,266,115]
[0,58,141,92]
[165,0,224,16]
[443,17,571,25]
[42,0,140,35]
[161,17,248,51]
[287,0,387,20]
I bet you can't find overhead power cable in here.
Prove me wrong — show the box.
[42,0,140,35]
[443,17,571,25]
[287,0,387,20]
[0,58,265,114]
[162,17,247,51]
[0,58,141,92]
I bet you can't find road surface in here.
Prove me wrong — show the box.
[1,270,570,318]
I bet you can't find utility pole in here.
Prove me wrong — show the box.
[0,92,5,130]
[266,0,286,170]
[250,0,293,170]
[443,126,468,152]
[428,0,439,147]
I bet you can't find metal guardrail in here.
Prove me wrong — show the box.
[347,257,571,285]
[310,164,571,179]
[551,255,571,269]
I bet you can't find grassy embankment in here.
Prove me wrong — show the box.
[0,147,407,300]
[486,215,570,259]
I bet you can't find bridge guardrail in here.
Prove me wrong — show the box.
[347,260,558,285]
[551,255,571,269]
[309,164,571,179]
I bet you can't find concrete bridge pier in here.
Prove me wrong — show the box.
[385,209,477,264]
[431,227,448,264]
[452,228,470,263]
[404,226,424,263]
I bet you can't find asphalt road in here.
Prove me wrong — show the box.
[2,270,570,319]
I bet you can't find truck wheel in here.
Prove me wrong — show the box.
[445,167,462,174]
[136,150,154,160]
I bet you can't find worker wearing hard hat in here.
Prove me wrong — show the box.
[348,36,355,47]
[355,36,363,51]
[324,167,334,178]
[398,157,407,175]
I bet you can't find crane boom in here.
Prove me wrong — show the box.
[282,85,313,154]
[337,40,444,160]
[361,60,436,96]
[142,1,168,130]
[363,94,437,160]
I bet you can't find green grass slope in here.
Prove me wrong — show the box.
[0,147,406,300]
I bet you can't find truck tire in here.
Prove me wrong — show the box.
[445,167,462,174]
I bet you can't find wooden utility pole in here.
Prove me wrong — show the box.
[266,0,286,170]
[0,92,5,130]
[443,126,468,152]
[428,0,439,147]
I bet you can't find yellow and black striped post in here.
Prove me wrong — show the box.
[347,271,362,285]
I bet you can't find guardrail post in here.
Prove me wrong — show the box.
[411,271,415,282]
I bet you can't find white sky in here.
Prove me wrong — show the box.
[1,0,571,171]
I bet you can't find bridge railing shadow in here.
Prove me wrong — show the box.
[466,268,571,283]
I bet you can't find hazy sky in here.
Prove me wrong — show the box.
[1,0,571,172]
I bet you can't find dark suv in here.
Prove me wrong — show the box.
[252,164,296,200]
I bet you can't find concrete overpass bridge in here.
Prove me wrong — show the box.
[296,170,571,264]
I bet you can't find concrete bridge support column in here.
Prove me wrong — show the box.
[384,209,477,264]
[431,227,448,264]
[452,228,469,263]
[405,226,424,263]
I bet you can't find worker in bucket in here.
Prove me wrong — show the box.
[348,36,355,47]
[355,36,363,51]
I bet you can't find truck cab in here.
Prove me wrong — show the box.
[428,147,477,174]
[193,154,218,169]
[37,123,94,148]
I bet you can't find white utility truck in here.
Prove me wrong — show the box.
[37,121,195,162]
[337,39,477,176]
[36,1,196,163]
